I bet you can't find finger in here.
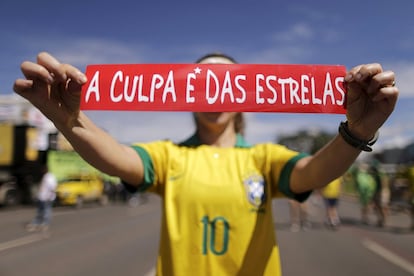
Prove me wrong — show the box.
[344,81,364,104]
[372,86,399,104]
[355,63,383,83]
[13,79,34,95]
[36,52,67,82]
[345,63,383,85]
[13,78,49,104]
[345,65,363,82]
[21,61,54,84]
[367,70,396,96]
[67,78,84,96]
[61,63,88,85]
[37,52,87,85]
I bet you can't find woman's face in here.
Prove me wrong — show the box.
[194,112,237,129]
[194,55,238,131]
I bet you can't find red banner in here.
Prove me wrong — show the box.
[80,64,347,114]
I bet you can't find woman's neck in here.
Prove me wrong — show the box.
[196,124,237,147]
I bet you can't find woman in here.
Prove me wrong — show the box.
[13,52,398,276]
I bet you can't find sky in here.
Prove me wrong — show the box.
[1,0,413,150]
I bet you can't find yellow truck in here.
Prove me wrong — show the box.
[0,123,45,206]
[0,122,116,208]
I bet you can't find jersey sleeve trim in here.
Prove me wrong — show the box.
[279,153,312,202]
[133,145,155,192]
[122,145,155,193]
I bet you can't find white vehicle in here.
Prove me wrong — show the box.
[0,176,19,206]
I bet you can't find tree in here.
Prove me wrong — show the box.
[277,129,335,154]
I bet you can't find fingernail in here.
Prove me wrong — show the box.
[355,73,362,80]
[47,74,54,84]
[345,73,353,81]
[78,73,87,84]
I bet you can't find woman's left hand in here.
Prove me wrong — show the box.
[344,63,399,140]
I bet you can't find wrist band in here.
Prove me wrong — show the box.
[338,121,379,152]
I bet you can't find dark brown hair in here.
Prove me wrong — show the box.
[233,113,245,136]
[195,52,238,64]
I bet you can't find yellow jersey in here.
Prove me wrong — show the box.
[322,178,342,199]
[128,134,310,276]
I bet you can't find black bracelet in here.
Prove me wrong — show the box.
[338,121,379,152]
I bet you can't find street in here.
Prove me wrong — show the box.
[0,194,413,276]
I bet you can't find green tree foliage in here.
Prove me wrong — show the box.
[277,130,334,154]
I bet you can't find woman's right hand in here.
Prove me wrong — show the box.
[13,52,87,129]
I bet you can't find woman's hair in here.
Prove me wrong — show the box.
[193,52,245,136]
[195,52,238,64]
[233,113,245,136]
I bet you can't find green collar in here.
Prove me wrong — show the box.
[179,133,250,148]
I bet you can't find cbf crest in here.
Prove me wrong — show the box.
[243,174,266,208]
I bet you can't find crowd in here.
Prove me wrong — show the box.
[289,160,414,232]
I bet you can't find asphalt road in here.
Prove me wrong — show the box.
[0,194,413,276]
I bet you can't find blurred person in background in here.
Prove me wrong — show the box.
[353,163,376,225]
[404,163,414,230]
[14,52,398,276]
[410,165,414,230]
[369,159,389,227]
[289,199,311,232]
[353,162,387,227]
[26,164,57,232]
[321,177,342,230]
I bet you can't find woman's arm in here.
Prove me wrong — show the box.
[14,52,144,186]
[290,63,399,193]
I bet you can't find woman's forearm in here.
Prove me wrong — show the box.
[290,134,360,193]
[55,111,143,185]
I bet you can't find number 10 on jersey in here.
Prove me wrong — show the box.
[201,215,230,255]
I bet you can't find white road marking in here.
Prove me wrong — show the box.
[362,239,414,275]
[0,234,45,252]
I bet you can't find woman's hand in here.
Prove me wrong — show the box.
[13,52,87,128]
[344,63,399,140]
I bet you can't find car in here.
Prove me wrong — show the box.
[56,174,108,208]
[0,179,19,207]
